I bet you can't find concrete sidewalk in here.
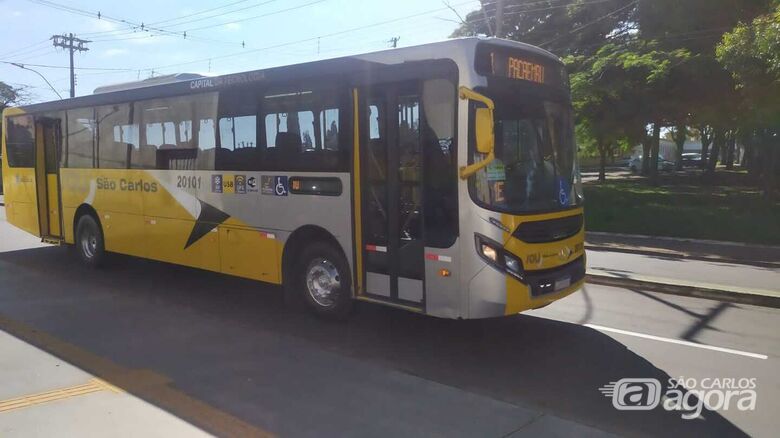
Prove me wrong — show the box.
[0,330,211,437]
[586,235,780,307]
[586,231,780,268]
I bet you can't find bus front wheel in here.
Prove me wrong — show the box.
[75,214,105,268]
[293,242,353,319]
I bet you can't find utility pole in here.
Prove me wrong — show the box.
[495,0,505,38]
[51,33,90,98]
[388,36,400,48]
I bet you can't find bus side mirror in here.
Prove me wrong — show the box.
[475,107,494,154]
[458,86,496,179]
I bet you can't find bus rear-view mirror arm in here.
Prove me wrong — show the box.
[458,86,496,179]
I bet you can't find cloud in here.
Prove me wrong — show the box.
[225,22,242,31]
[92,20,119,33]
[103,48,128,57]
[12,11,23,17]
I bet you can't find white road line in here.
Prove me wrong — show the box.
[584,324,769,360]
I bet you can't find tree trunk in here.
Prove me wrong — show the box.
[598,143,607,183]
[707,127,725,174]
[725,132,736,170]
[673,123,686,171]
[699,125,712,170]
[641,135,651,176]
[761,129,778,200]
[740,129,751,168]
[650,123,661,184]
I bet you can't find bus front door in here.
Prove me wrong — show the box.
[359,84,425,307]
[34,118,62,240]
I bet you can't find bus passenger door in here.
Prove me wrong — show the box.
[358,84,425,307]
[34,118,63,239]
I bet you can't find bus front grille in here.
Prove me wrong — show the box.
[512,214,583,244]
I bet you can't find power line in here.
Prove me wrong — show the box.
[0,60,132,71]
[539,0,639,47]
[131,0,482,74]
[0,39,52,59]
[152,0,283,29]
[25,0,249,48]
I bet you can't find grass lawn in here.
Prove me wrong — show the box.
[583,170,780,245]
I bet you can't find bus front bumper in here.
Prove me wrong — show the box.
[467,255,586,318]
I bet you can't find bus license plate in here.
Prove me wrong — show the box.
[555,277,571,291]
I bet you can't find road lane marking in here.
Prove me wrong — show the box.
[584,324,769,360]
[0,378,120,413]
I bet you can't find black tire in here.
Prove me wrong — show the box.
[291,241,354,319]
[75,214,106,268]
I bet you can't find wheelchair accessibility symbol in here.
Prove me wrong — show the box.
[274,176,288,196]
[558,177,569,206]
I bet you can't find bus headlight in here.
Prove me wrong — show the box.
[504,254,521,277]
[480,243,498,263]
[475,234,525,281]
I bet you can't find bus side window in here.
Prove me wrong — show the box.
[5,115,35,168]
[421,78,458,248]
[260,88,349,172]
[216,90,259,171]
[133,93,218,170]
[96,104,134,169]
[66,108,96,169]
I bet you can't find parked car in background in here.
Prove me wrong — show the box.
[628,156,675,173]
[681,152,703,167]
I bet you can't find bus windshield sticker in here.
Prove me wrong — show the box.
[486,161,506,181]
[492,181,506,203]
[235,175,247,194]
[274,176,289,196]
[211,175,223,193]
[222,175,235,194]
[261,176,274,195]
[247,176,259,193]
[558,177,570,206]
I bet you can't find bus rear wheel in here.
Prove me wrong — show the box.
[294,242,353,319]
[75,214,105,268]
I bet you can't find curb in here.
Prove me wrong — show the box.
[585,274,780,309]
[584,244,780,269]
[586,231,780,250]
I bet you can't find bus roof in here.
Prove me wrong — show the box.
[9,37,561,115]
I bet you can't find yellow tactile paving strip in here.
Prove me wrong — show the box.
[0,378,122,413]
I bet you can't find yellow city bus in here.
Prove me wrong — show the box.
[2,37,585,319]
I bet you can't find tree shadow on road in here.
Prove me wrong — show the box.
[0,247,748,437]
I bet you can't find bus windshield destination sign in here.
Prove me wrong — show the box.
[506,56,545,84]
[476,47,564,88]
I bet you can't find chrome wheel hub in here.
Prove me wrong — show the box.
[81,228,97,259]
[305,258,340,307]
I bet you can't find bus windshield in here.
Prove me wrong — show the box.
[470,95,582,213]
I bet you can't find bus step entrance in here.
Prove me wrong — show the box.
[41,236,63,245]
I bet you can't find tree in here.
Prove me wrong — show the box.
[0,81,25,110]
[452,0,777,187]
[0,81,27,145]
[717,3,780,198]
[452,0,637,56]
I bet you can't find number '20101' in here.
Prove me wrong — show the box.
[176,175,201,190]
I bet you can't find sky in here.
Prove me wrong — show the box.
[0,0,482,103]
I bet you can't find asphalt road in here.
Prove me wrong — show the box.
[0,211,778,437]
